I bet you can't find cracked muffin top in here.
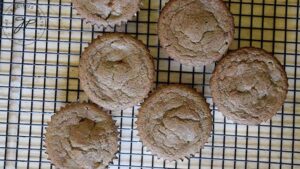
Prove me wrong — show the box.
[72,0,142,27]
[158,0,234,66]
[79,33,155,111]
[210,47,288,125]
[45,103,119,169]
[136,85,212,161]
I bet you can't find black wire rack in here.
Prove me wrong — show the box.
[0,0,299,168]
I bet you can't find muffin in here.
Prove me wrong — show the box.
[210,47,288,125]
[72,0,142,27]
[79,33,155,111]
[45,103,119,169]
[158,0,234,66]
[136,85,212,161]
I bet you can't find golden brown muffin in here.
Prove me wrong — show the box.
[45,103,119,169]
[210,47,288,125]
[158,0,234,66]
[79,33,155,111]
[72,0,142,27]
[136,85,212,161]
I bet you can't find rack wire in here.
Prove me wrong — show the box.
[0,0,299,168]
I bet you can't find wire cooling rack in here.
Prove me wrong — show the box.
[0,0,299,168]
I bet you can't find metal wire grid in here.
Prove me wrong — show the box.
[0,0,299,168]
